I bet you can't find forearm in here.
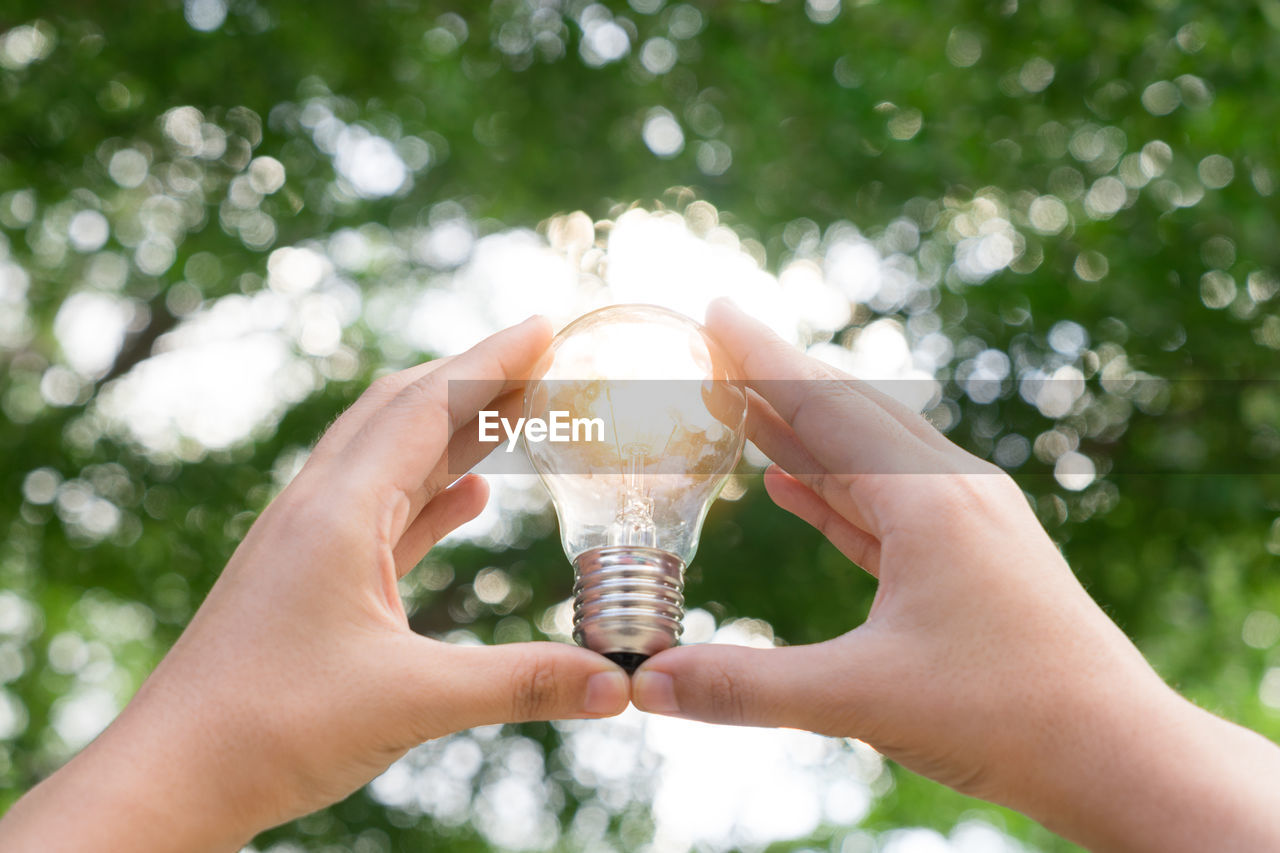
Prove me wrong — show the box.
[1028,683,1280,852]
[0,698,262,853]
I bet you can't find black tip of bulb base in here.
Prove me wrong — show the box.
[604,652,649,675]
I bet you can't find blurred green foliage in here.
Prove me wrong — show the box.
[1,1,1278,851]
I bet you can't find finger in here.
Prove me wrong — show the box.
[387,639,631,738]
[743,389,877,534]
[392,475,489,577]
[706,299,945,533]
[401,388,525,523]
[632,638,874,735]
[344,315,553,513]
[742,388,823,477]
[707,298,950,452]
[834,373,958,455]
[764,466,881,576]
[308,357,453,465]
[707,298,934,468]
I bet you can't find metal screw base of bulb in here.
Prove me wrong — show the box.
[572,546,685,672]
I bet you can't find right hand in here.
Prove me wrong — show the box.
[634,299,1280,851]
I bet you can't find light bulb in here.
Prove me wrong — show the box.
[523,304,747,673]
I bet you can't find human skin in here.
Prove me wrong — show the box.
[632,298,1280,852]
[0,316,631,853]
[4,306,1278,852]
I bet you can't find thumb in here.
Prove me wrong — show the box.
[406,640,631,734]
[632,636,874,735]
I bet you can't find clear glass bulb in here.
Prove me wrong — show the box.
[523,304,747,672]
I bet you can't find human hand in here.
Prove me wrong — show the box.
[0,317,630,853]
[633,299,1280,851]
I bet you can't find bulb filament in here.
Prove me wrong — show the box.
[613,443,656,547]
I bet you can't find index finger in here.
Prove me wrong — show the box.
[705,300,962,535]
[309,355,456,466]
[343,315,553,506]
[705,299,940,473]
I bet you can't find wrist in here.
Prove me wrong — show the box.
[1017,675,1280,852]
[0,678,269,852]
[1014,674,1183,848]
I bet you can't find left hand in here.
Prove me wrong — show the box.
[0,316,631,853]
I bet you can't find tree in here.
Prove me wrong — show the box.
[1,1,1277,850]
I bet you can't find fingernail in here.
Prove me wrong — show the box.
[705,297,735,320]
[582,670,627,716]
[633,670,680,715]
